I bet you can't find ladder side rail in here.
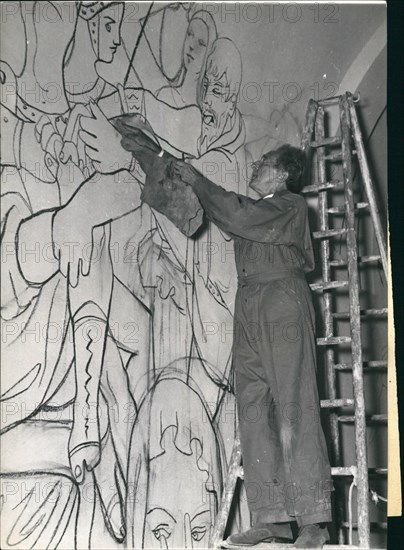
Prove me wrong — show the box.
[315,106,345,546]
[347,93,387,278]
[212,436,242,548]
[301,98,319,153]
[340,95,370,548]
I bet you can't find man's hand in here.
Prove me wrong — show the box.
[111,118,163,174]
[79,101,133,174]
[171,160,201,186]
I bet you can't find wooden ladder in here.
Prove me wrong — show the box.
[211,93,388,549]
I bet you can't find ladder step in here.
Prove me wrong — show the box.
[331,466,357,476]
[338,414,387,424]
[310,136,341,148]
[301,181,344,194]
[328,202,369,214]
[324,151,343,161]
[335,360,387,371]
[313,228,347,239]
[332,308,388,320]
[317,336,351,345]
[342,522,387,531]
[368,467,387,475]
[317,96,342,106]
[321,398,354,408]
[359,255,383,264]
[330,466,387,477]
[329,255,382,267]
[310,280,349,291]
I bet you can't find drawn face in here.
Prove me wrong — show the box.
[200,72,235,145]
[144,444,214,548]
[249,153,288,196]
[97,4,124,63]
[183,19,209,72]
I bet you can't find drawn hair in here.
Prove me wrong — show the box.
[264,144,307,193]
[126,376,222,548]
[204,37,243,102]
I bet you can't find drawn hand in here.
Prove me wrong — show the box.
[79,101,133,174]
[35,114,65,178]
[35,114,91,183]
[52,204,95,287]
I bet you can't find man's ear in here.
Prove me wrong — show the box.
[279,169,289,183]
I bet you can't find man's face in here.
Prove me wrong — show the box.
[97,3,124,63]
[249,153,287,197]
[200,72,235,146]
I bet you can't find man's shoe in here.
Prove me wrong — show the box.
[221,523,293,547]
[293,524,329,548]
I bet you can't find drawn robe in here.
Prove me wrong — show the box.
[0,122,141,548]
[114,110,248,417]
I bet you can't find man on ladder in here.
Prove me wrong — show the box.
[116,128,334,548]
[171,145,333,549]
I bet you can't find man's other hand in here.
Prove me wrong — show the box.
[172,160,201,186]
[79,101,133,174]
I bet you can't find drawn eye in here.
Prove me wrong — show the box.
[198,39,207,47]
[152,526,171,541]
[212,88,221,97]
[191,526,207,541]
[105,23,112,32]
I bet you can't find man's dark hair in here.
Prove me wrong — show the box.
[263,144,306,193]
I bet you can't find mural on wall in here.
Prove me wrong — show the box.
[0,2,253,548]
[0,1,387,549]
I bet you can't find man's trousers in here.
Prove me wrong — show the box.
[233,274,333,527]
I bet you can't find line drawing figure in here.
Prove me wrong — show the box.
[1,3,242,547]
[1,2,388,549]
[126,373,224,549]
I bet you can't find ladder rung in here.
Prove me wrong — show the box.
[324,150,357,162]
[321,398,354,408]
[317,336,351,345]
[342,522,387,530]
[338,414,387,424]
[331,466,387,477]
[328,202,369,214]
[301,181,344,194]
[329,255,381,267]
[331,466,357,476]
[360,255,383,264]
[310,136,341,148]
[329,259,347,267]
[332,308,388,320]
[313,228,347,239]
[324,151,343,161]
[335,360,387,371]
[310,280,349,291]
[317,96,342,106]
[368,467,387,475]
